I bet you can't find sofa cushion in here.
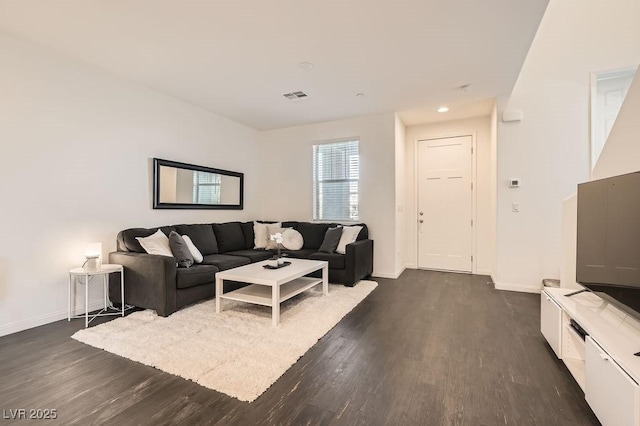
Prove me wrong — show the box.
[136,229,173,257]
[309,252,346,269]
[169,231,194,268]
[212,222,246,253]
[282,229,304,250]
[281,248,317,259]
[253,221,281,249]
[174,224,218,255]
[181,235,203,263]
[297,223,331,249]
[120,226,174,253]
[337,225,363,254]
[225,249,274,263]
[318,227,343,253]
[240,222,255,250]
[265,225,289,250]
[282,221,298,229]
[176,264,218,289]
[201,253,251,271]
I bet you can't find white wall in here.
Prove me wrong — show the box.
[394,114,406,277]
[0,32,261,336]
[496,0,640,293]
[258,113,397,278]
[560,193,580,289]
[404,116,493,275]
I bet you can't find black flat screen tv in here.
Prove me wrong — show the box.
[576,171,640,321]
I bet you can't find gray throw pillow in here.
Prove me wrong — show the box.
[169,231,194,268]
[318,227,343,253]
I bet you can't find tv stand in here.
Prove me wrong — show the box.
[541,287,640,426]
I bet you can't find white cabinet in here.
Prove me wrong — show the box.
[541,288,640,426]
[540,292,562,358]
[586,336,640,426]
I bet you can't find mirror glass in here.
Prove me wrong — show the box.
[153,158,243,209]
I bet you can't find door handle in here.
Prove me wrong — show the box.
[600,353,610,362]
[419,219,424,223]
[419,212,424,216]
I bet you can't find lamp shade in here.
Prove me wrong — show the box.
[83,242,102,272]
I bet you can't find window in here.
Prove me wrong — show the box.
[313,140,359,221]
[193,171,221,204]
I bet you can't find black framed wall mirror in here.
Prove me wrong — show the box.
[153,158,244,210]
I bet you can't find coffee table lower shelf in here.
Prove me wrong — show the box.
[220,277,322,307]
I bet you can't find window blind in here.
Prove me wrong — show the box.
[313,140,359,221]
[193,171,221,204]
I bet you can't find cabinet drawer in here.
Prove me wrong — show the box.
[585,336,640,426]
[540,291,562,358]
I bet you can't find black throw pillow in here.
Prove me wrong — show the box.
[169,231,194,268]
[318,227,343,253]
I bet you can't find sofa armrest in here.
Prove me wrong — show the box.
[108,251,178,317]
[344,239,374,287]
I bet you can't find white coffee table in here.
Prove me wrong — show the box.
[215,258,328,326]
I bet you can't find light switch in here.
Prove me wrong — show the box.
[512,203,520,212]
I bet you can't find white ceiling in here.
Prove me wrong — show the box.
[0,0,548,130]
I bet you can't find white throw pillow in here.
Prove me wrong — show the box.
[265,225,290,250]
[282,229,304,250]
[336,225,363,254]
[181,235,204,263]
[254,221,281,249]
[136,229,173,257]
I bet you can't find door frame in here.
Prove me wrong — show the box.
[414,133,477,274]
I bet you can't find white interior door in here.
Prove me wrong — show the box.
[417,136,473,272]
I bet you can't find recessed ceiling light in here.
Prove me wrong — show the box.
[459,84,472,92]
[356,93,365,97]
[298,62,314,70]
[437,106,449,113]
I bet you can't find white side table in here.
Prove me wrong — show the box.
[68,264,124,328]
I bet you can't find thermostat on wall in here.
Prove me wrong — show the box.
[509,179,520,188]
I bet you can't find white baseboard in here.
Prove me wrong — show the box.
[0,301,105,338]
[373,271,401,279]
[375,265,408,279]
[475,269,492,276]
[405,263,417,269]
[494,281,542,294]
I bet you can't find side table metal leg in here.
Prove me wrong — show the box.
[103,274,108,310]
[68,274,72,321]
[120,269,125,317]
[85,273,89,328]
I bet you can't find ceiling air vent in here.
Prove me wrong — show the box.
[283,91,308,100]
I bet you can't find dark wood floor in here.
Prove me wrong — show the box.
[0,270,599,425]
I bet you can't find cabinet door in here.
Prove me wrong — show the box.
[585,336,640,426]
[540,291,562,358]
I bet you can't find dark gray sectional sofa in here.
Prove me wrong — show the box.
[108,221,374,316]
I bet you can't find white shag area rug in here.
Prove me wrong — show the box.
[72,280,377,402]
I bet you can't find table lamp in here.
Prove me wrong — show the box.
[83,242,102,272]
